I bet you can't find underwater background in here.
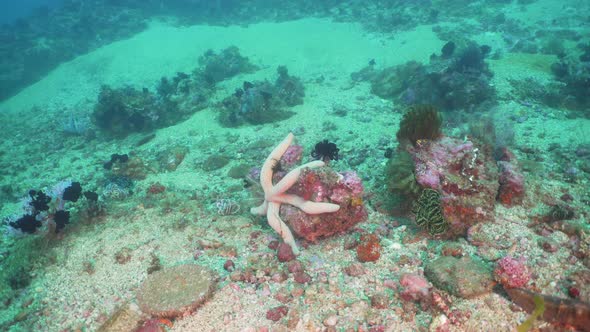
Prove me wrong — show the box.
[0,0,589,331]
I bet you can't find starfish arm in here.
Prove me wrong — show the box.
[270,160,325,197]
[274,194,340,214]
[267,202,299,255]
[260,133,294,193]
[250,201,268,215]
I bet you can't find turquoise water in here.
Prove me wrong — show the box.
[0,1,589,331]
[0,0,63,24]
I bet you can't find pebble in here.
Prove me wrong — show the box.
[371,293,389,309]
[294,272,312,284]
[344,263,366,277]
[323,314,338,327]
[277,243,296,262]
[266,306,288,321]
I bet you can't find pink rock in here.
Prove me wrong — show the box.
[266,306,288,321]
[293,272,312,284]
[383,279,398,290]
[409,137,499,237]
[272,272,288,283]
[281,168,367,242]
[287,260,303,273]
[344,262,366,277]
[277,243,296,262]
[399,273,431,301]
[494,256,531,289]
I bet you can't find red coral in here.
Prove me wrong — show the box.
[266,305,288,321]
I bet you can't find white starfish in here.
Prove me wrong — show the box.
[250,133,340,255]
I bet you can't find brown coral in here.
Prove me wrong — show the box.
[136,264,216,318]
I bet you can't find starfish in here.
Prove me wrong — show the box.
[250,133,340,255]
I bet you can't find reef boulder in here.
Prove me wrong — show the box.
[136,264,216,318]
[409,137,499,237]
[280,168,368,242]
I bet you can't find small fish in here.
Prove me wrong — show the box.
[368,59,376,66]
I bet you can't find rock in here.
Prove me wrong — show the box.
[266,306,288,321]
[287,260,303,273]
[356,234,381,263]
[497,159,525,206]
[293,272,312,284]
[410,137,500,237]
[399,273,431,302]
[371,293,389,309]
[157,146,188,171]
[323,314,339,328]
[227,163,251,179]
[493,256,531,289]
[277,243,296,262]
[223,260,235,272]
[344,262,366,277]
[281,168,368,242]
[98,303,143,332]
[425,256,494,299]
[136,264,216,318]
[202,155,230,171]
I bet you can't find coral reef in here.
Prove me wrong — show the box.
[198,46,258,84]
[92,85,178,136]
[157,47,257,114]
[0,2,148,101]
[156,71,214,114]
[359,42,496,112]
[7,181,92,234]
[409,137,500,237]
[217,66,304,127]
[550,53,590,116]
[274,65,305,106]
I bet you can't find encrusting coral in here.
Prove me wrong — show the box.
[250,133,340,255]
